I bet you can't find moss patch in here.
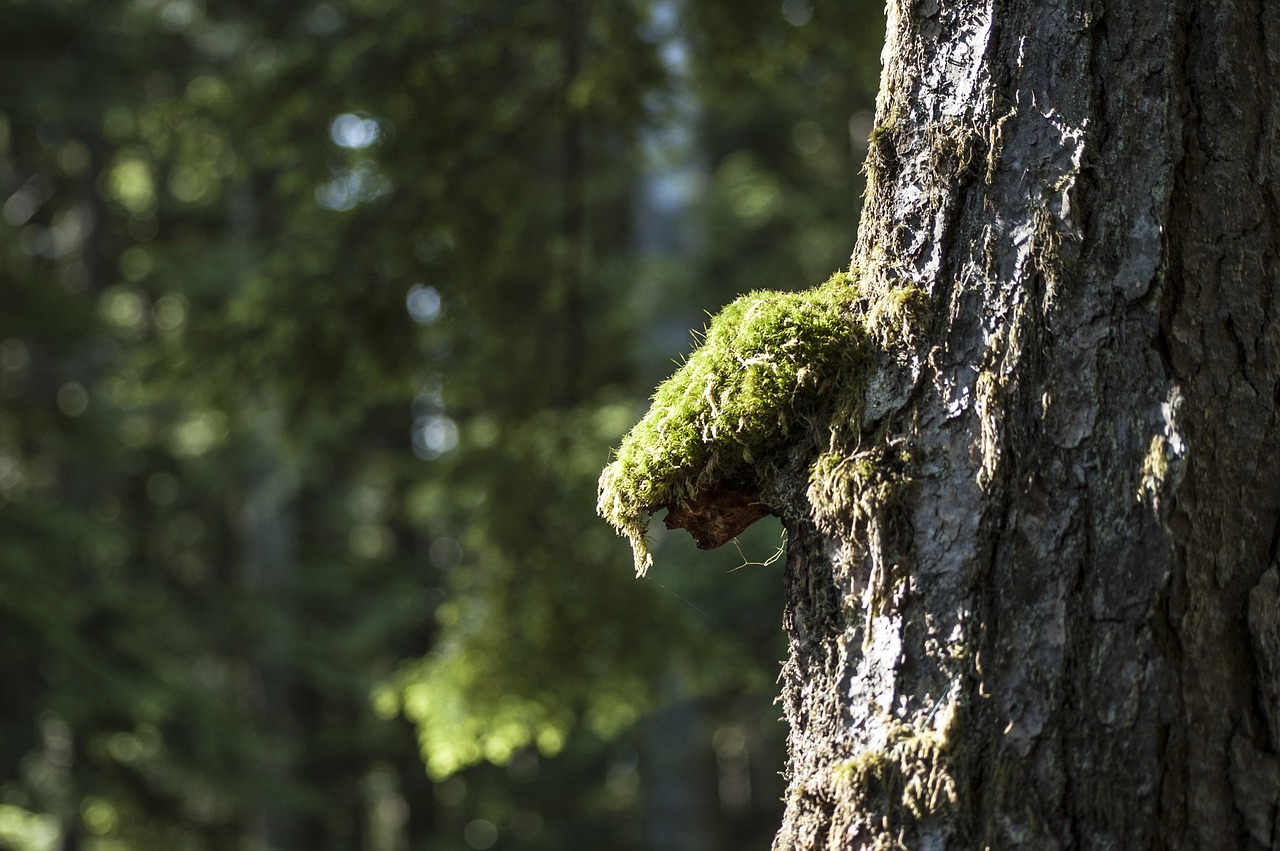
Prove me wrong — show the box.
[826,719,959,843]
[597,271,863,575]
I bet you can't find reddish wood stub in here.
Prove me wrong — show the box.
[662,489,770,550]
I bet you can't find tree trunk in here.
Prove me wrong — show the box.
[770,1,1280,848]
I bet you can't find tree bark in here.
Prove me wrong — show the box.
[769,1,1280,848]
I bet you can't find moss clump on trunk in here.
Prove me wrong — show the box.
[597,271,863,575]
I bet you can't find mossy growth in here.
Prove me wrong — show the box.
[598,271,863,575]
[826,719,959,842]
[808,440,914,541]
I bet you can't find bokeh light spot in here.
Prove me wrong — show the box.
[56,383,89,417]
[152,294,188,334]
[413,415,458,459]
[330,113,381,149]
[106,157,156,213]
[406,284,442,323]
[463,820,498,850]
[781,0,813,26]
[119,246,154,281]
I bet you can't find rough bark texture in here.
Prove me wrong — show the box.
[769,0,1280,848]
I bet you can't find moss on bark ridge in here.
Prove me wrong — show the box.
[597,270,863,575]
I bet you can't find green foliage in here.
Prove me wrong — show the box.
[0,803,58,851]
[599,273,862,574]
[0,0,884,847]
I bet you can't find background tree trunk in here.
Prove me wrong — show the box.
[770,1,1280,848]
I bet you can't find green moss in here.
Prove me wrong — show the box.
[831,749,894,790]
[866,283,928,347]
[808,441,912,538]
[924,118,981,186]
[825,719,959,843]
[597,271,862,575]
[863,118,900,193]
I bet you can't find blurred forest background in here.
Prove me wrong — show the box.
[0,0,883,849]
